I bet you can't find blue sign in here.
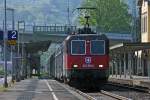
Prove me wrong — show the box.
[0,31,3,41]
[8,30,18,40]
[85,57,91,64]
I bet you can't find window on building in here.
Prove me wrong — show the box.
[141,16,143,33]
[142,15,148,33]
[145,16,147,33]
[144,16,145,33]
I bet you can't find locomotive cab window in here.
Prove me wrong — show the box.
[71,40,86,55]
[91,40,105,55]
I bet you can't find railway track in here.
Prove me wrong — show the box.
[107,82,150,93]
[71,87,131,100]
[86,82,150,100]
[56,80,150,100]
[87,90,130,100]
[57,81,131,100]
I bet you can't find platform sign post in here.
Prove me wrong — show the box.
[7,30,18,45]
[18,21,25,81]
[0,31,4,41]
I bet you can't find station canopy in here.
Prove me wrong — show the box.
[110,42,150,53]
[24,41,51,53]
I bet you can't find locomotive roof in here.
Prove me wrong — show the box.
[65,34,108,41]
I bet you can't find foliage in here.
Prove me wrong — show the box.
[80,0,132,33]
[39,72,49,79]
[40,72,48,76]
[0,69,4,75]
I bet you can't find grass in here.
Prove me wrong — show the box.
[0,85,8,92]
[0,81,15,92]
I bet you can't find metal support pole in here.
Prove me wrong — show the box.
[144,51,146,77]
[16,21,20,82]
[6,8,15,30]
[10,8,15,82]
[28,53,31,78]
[115,58,118,78]
[11,46,14,82]
[111,53,114,77]
[137,51,139,75]
[147,51,150,78]
[132,0,137,42]
[124,53,126,78]
[21,43,24,80]
[131,52,134,78]
[112,61,114,77]
[120,54,122,78]
[21,21,25,79]
[126,53,129,78]
[12,9,15,30]
[3,0,8,88]
[67,0,71,28]
[139,54,142,76]
[141,50,144,76]
[24,51,27,79]
[16,21,25,81]
[129,53,132,79]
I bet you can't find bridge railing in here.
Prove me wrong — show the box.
[33,26,77,33]
[0,23,77,34]
[105,33,132,40]
[0,23,132,41]
[0,23,34,34]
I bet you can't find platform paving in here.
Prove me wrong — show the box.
[0,78,86,100]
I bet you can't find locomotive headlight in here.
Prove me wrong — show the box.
[99,65,103,68]
[73,65,78,68]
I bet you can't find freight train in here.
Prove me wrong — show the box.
[48,27,109,88]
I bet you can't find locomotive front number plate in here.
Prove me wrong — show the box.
[82,64,94,67]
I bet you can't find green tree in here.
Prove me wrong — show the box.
[80,0,132,33]
[0,67,4,75]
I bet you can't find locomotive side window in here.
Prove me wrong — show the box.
[71,40,86,55]
[91,40,105,55]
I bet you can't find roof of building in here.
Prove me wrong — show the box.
[25,41,51,53]
[110,42,150,53]
[138,0,150,6]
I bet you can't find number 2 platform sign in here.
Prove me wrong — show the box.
[7,30,18,45]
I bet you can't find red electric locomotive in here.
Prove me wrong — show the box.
[49,28,109,88]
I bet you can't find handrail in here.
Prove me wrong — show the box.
[33,26,77,32]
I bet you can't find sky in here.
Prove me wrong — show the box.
[0,0,82,26]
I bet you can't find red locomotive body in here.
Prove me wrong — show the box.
[49,33,109,87]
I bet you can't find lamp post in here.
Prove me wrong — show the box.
[7,8,15,30]
[131,0,137,42]
[17,21,25,81]
[7,8,15,82]
[4,0,8,88]
[67,0,70,26]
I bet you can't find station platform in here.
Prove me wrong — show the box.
[109,75,150,89]
[0,78,87,100]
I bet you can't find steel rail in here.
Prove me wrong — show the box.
[107,82,150,93]
[100,90,131,100]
